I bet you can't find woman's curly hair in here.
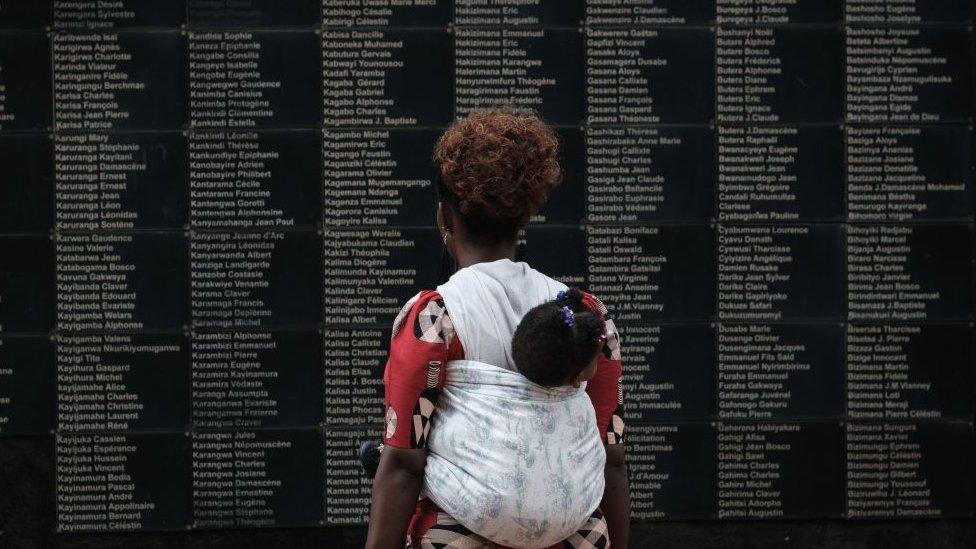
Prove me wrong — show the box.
[434,108,563,242]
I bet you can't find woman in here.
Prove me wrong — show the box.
[365,108,630,548]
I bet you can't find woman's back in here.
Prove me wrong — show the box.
[424,360,605,547]
[435,258,565,372]
[423,259,606,547]
[367,109,629,549]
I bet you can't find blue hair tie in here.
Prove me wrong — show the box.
[556,290,567,301]
[560,305,575,327]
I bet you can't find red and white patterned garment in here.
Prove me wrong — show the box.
[382,289,624,548]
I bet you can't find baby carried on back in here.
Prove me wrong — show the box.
[422,261,612,547]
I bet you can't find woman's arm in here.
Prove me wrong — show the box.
[580,292,631,546]
[365,291,459,547]
[365,447,427,549]
[601,443,631,548]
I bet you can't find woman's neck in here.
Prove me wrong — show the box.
[453,241,517,269]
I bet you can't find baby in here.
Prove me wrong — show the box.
[512,287,608,389]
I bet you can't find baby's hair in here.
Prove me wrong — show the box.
[512,288,606,387]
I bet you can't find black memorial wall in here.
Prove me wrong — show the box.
[0,0,973,541]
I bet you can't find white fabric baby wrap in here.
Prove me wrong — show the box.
[424,259,606,548]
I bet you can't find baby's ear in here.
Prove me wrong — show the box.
[570,373,584,389]
[570,368,589,388]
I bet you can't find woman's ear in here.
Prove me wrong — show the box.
[437,201,458,265]
[438,201,456,234]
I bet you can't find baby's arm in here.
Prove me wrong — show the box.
[365,291,457,548]
[582,293,631,548]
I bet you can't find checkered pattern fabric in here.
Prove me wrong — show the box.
[391,292,422,339]
[412,362,441,447]
[391,292,455,347]
[602,317,621,362]
[607,379,625,445]
[414,298,454,346]
[563,509,609,549]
